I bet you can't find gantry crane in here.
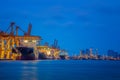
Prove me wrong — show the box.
[0,22,41,60]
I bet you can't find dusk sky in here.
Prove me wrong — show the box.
[0,0,120,55]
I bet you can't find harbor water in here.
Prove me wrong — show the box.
[0,60,120,80]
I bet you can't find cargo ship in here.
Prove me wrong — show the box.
[59,50,68,60]
[37,41,60,60]
[0,22,41,60]
[0,22,61,60]
[12,47,35,60]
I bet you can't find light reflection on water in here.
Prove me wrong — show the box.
[21,61,38,80]
[0,60,120,80]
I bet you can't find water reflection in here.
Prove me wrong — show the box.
[21,61,39,80]
[1,60,120,80]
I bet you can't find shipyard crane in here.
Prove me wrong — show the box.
[5,22,15,36]
[16,23,32,36]
[5,22,32,36]
[15,25,26,36]
[0,22,41,60]
[27,23,32,36]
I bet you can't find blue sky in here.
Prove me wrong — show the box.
[0,0,120,55]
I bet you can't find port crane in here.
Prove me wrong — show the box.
[0,22,41,60]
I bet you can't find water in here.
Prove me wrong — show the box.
[0,60,120,80]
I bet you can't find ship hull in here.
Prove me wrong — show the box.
[16,47,36,60]
[38,52,47,60]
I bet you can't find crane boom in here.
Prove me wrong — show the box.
[27,23,32,36]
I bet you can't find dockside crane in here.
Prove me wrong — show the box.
[27,23,32,36]
[0,22,41,60]
[5,22,15,36]
[5,22,32,36]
